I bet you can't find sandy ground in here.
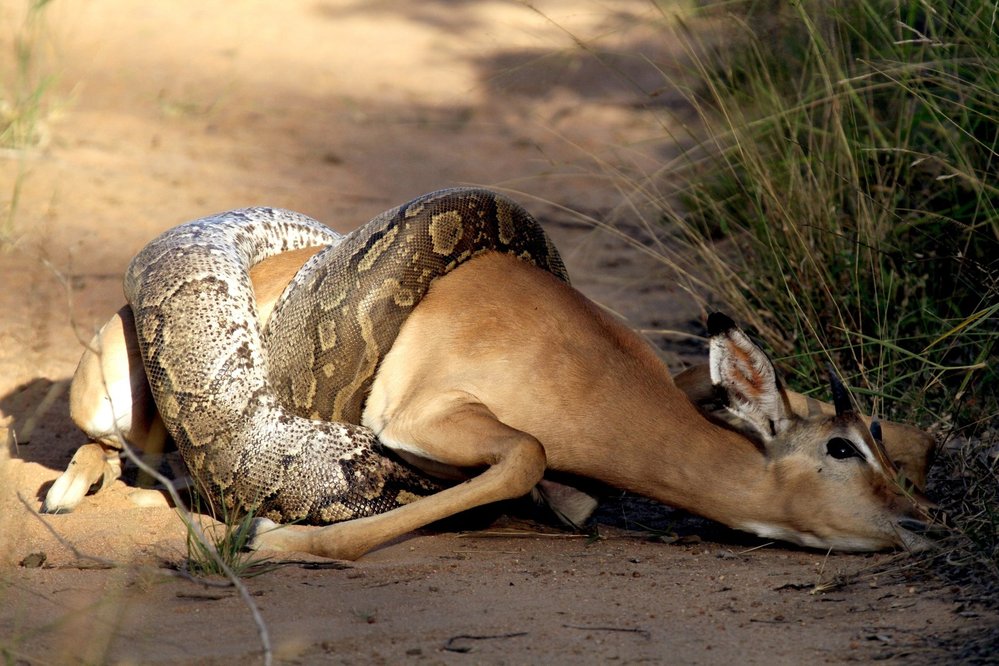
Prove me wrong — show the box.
[1,1,997,663]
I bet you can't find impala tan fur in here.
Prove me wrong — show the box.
[48,190,938,560]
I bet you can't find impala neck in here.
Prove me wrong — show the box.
[541,325,783,531]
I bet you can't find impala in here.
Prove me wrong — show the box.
[49,244,937,559]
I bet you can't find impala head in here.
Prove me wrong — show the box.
[707,313,937,552]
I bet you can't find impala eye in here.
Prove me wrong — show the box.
[827,437,862,460]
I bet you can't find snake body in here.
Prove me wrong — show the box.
[124,189,568,523]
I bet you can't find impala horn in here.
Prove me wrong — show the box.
[827,364,854,416]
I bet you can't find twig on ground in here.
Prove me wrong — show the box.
[442,632,529,653]
[562,624,652,639]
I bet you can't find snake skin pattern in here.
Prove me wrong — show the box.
[124,189,568,524]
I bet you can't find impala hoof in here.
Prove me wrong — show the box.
[41,473,93,514]
[247,517,280,551]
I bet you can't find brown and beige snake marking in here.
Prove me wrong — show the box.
[124,188,568,524]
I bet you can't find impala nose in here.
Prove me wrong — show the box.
[898,510,951,540]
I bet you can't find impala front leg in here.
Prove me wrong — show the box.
[42,443,122,514]
[250,401,547,560]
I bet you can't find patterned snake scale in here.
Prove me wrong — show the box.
[124,188,569,524]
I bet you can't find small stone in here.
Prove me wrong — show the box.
[21,552,46,568]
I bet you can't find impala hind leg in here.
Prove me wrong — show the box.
[250,401,547,560]
[532,480,599,529]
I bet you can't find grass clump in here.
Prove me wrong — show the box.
[183,513,274,579]
[182,493,276,579]
[644,0,996,599]
[661,0,996,421]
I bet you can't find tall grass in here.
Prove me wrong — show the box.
[0,0,55,149]
[654,0,997,428]
[1,0,56,245]
[642,0,996,594]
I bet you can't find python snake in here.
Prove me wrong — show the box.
[124,188,568,523]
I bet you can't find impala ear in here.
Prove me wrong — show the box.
[707,313,792,445]
[876,422,937,491]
